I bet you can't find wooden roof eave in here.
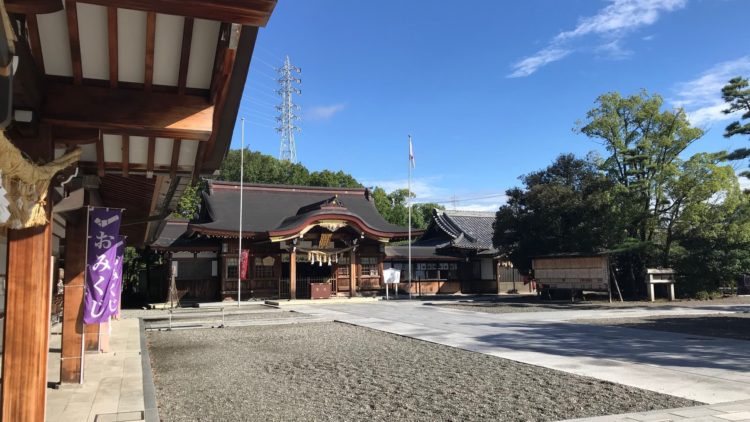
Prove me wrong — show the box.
[70,0,277,27]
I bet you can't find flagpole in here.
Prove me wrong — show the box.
[238,118,245,307]
[408,135,413,300]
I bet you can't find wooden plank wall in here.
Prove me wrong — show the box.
[532,256,609,291]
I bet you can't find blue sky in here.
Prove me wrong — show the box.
[230,0,750,211]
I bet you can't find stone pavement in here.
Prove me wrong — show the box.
[46,318,155,422]
[288,300,750,420]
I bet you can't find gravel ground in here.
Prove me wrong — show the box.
[147,322,696,422]
[432,295,750,314]
[574,312,750,341]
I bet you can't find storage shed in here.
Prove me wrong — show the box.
[532,253,621,301]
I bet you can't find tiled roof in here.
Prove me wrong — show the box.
[420,209,498,253]
[190,181,411,237]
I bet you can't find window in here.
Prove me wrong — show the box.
[360,256,379,277]
[337,255,350,277]
[254,257,275,278]
[226,257,238,279]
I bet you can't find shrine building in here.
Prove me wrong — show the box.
[153,181,414,301]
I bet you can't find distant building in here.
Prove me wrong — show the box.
[385,209,503,294]
[153,181,414,301]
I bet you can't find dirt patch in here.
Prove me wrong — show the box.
[574,312,750,341]
[147,322,697,421]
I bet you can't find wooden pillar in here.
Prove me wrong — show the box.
[289,248,296,300]
[60,210,86,383]
[349,250,356,298]
[2,223,53,421]
[1,131,54,421]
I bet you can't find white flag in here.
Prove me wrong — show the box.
[409,136,415,168]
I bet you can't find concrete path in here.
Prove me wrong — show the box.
[288,301,750,405]
[46,318,153,422]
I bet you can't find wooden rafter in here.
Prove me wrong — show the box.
[67,0,277,27]
[6,0,63,14]
[121,134,130,177]
[192,141,205,183]
[26,15,45,75]
[147,136,155,177]
[210,23,231,105]
[107,7,118,88]
[144,12,156,91]
[170,139,181,178]
[96,130,105,177]
[65,0,83,85]
[177,18,194,95]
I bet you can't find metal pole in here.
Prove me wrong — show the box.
[238,118,245,307]
[408,135,413,300]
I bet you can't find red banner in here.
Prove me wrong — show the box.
[240,250,250,280]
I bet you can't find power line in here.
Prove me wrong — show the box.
[413,193,507,205]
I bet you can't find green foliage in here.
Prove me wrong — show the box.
[172,181,204,220]
[670,173,750,295]
[370,187,443,229]
[494,90,750,297]
[212,149,434,228]
[722,76,750,176]
[217,150,363,188]
[492,154,619,274]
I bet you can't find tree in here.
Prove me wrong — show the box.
[722,76,750,176]
[492,154,619,274]
[670,167,750,295]
[370,187,443,229]
[173,182,204,220]
[577,91,707,293]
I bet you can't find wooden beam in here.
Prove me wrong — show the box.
[177,18,194,95]
[170,139,181,178]
[26,14,45,75]
[42,82,213,140]
[122,134,129,177]
[68,0,277,27]
[107,7,118,88]
[96,130,105,177]
[6,0,63,14]
[77,161,195,175]
[144,11,156,91]
[146,136,155,177]
[65,0,83,85]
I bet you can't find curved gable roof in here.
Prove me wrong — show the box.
[191,181,411,238]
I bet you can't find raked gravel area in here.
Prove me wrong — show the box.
[147,322,696,422]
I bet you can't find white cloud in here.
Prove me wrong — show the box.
[508,48,571,78]
[740,175,750,191]
[509,0,686,77]
[672,56,750,126]
[305,103,346,121]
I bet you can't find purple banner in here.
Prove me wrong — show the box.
[84,208,122,324]
[108,236,125,319]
